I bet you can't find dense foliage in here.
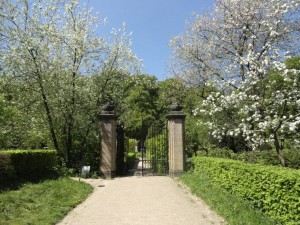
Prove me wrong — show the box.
[191,157,300,225]
[0,150,57,181]
[121,75,161,140]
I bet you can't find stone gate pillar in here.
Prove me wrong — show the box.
[99,102,117,179]
[167,103,186,177]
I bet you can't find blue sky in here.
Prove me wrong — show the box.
[88,0,213,80]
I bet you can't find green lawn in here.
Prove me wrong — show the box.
[180,172,280,225]
[0,177,93,225]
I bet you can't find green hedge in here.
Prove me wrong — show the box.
[0,153,15,179]
[0,150,57,181]
[196,148,300,169]
[191,157,300,225]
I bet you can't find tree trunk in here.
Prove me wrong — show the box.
[65,67,77,167]
[38,76,59,150]
[30,49,59,151]
[274,133,286,167]
[64,114,73,167]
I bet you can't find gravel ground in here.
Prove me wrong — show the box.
[57,176,226,225]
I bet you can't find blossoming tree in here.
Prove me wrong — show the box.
[170,0,300,166]
[0,0,140,166]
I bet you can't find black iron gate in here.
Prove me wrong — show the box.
[140,123,168,176]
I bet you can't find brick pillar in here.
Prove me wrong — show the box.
[167,103,186,177]
[99,102,117,179]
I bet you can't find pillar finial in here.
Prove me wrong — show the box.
[101,102,115,114]
[168,103,186,117]
[170,103,182,111]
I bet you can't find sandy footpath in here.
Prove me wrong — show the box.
[57,176,226,225]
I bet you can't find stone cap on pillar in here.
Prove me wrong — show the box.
[99,102,117,119]
[167,103,186,119]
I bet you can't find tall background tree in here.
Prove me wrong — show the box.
[120,74,159,141]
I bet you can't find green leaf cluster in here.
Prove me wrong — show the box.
[121,74,160,139]
[127,139,136,153]
[191,157,300,225]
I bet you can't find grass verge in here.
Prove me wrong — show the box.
[180,172,280,225]
[0,177,93,225]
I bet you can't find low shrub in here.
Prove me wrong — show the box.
[0,150,57,181]
[284,148,300,169]
[191,157,300,225]
[233,150,280,166]
[125,152,137,169]
[197,147,234,159]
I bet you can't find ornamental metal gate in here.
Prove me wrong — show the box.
[140,123,168,176]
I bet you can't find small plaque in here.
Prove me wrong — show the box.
[81,166,90,176]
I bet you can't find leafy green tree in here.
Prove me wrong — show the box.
[157,78,185,110]
[121,74,159,141]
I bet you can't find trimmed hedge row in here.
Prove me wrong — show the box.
[0,150,57,180]
[196,148,300,169]
[191,157,300,225]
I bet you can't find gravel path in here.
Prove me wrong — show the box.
[57,176,226,225]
